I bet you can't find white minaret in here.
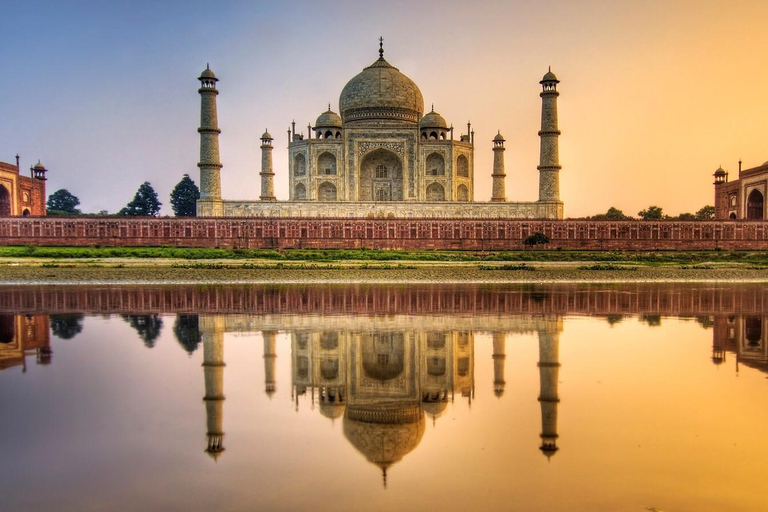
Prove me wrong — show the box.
[537,328,560,458]
[537,68,561,203]
[259,131,276,201]
[201,316,225,460]
[197,64,223,217]
[491,132,506,202]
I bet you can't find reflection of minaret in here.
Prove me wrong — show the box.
[202,316,225,460]
[263,331,277,397]
[492,332,506,397]
[537,329,560,458]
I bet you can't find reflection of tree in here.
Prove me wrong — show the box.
[640,314,661,327]
[50,314,85,340]
[606,315,624,326]
[696,316,714,329]
[122,315,163,348]
[173,315,201,355]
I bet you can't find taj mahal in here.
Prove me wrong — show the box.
[196,39,564,219]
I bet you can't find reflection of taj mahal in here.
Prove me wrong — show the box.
[196,39,564,219]
[197,314,563,484]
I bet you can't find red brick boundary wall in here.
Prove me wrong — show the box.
[3,217,768,250]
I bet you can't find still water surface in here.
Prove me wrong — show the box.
[1,284,768,512]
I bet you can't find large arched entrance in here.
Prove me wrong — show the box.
[747,189,764,220]
[359,149,403,201]
[0,185,11,217]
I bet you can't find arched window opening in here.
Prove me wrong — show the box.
[376,165,388,179]
[457,184,469,202]
[457,155,469,177]
[22,209,30,217]
[294,154,306,176]
[426,182,445,201]
[318,182,337,201]
[429,131,438,140]
[0,186,10,217]
[360,148,402,201]
[747,189,764,219]
[324,130,333,139]
[294,183,307,200]
[729,212,737,220]
[318,152,337,175]
[426,153,445,176]
[335,131,341,139]
[440,132,446,140]
[421,132,427,140]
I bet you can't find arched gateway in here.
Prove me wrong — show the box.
[359,149,403,201]
[747,189,764,220]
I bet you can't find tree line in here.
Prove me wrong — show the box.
[590,205,715,221]
[46,174,200,217]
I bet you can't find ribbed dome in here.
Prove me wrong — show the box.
[315,108,342,128]
[420,108,447,129]
[199,65,217,80]
[541,68,559,83]
[339,57,424,124]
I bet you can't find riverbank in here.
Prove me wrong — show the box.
[2,257,768,284]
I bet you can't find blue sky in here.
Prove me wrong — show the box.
[3,0,767,216]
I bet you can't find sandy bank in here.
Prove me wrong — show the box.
[1,258,767,285]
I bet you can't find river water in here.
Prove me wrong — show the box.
[1,283,767,512]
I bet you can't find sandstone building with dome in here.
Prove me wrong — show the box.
[195,41,564,219]
[0,157,47,217]
[713,160,768,220]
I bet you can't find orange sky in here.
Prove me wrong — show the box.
[3,0,768,217]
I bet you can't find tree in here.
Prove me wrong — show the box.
[174,315,201,354]
[638,205,663,220]
[170,174,200,217]
[524,232,550,247]
[677,212,696,221]
[119,182,161,216]
[46,189,81,215]
[50,314,84,339]
[122,315,163,348]
[696,205,715,220]
[593,206,629,220]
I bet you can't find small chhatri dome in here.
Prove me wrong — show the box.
[541,67,559,83]
[33,160,46,171]
[493,131,505,142]
[339,38,424,123]
[420,106,448,129]
[199,64,217,81]
[714,166,727,176]
[261,129,273,140]
[315,106,343,129]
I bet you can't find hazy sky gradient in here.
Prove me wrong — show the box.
[2,0,767,217]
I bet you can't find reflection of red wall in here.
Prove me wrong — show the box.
[0,314,50,371]
[1,284,767,316]
[3,217,768,250]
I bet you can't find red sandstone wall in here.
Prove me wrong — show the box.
[2,217,768,250]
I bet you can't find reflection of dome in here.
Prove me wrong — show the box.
[320,401,346,420]
[339,56,424,124]
[421,400,447,419]
[712,356,724,365]
[344,404,425,486]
